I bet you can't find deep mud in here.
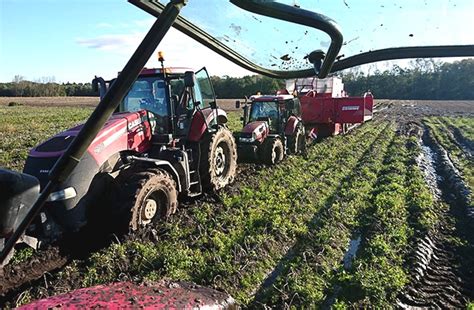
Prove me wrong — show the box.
[396,122,474,308]
[0,161,266,306]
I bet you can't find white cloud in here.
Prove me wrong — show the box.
[76,33,142,52]
[96,22,113,28]
[76,28,253,77]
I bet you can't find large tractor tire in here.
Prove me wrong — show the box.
[200,126,237,191]
[260,138,284,165]
[116,168,178,231]
[288,125,305,155]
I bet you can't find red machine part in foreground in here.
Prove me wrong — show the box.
[287,76,374,138]
[19,281,236,309]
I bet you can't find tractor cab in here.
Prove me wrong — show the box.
[244,95,301,133]
[117,67,218,137]
[235,94,304,165]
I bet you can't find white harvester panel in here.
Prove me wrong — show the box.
[286,76,345,97]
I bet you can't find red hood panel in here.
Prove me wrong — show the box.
[242,121,267,134]
[29,111,152,166]
[19,281,235,309]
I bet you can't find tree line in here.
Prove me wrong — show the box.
[0,59,472,99]
[342,58,474,100]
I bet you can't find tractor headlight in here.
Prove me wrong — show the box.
[240,132,257,143]
[47,187,77,202]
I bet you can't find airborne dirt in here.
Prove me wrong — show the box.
[0,99,473,308]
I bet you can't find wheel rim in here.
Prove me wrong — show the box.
[271,143,278,163]
[141,199,157,224]
[140,190,167,226]
[215,144,227,176]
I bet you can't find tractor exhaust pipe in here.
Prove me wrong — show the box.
[0,0,187,266]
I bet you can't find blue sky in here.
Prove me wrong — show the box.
[1,0,472,83]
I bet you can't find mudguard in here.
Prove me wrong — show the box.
[285,115,300,135]
[188,107,228,142]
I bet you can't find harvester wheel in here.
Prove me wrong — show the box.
[261,138,284,165]
[288,125,305,154]
[200,126,237,191]
[117,168,178,231]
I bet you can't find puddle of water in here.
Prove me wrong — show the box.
[343,236,361,269]
[417,142,442,200]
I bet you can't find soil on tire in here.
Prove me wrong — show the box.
[115,168,178,231]
[260,138,284,165]
[200,126,237,191]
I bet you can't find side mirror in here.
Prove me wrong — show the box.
[235,100,241,109]
[193,100,201,108]
[184,71,195,88]
[209,101,217,109]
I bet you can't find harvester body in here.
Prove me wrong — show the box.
[287,76,374,138]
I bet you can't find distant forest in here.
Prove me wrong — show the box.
[0,59,472,100]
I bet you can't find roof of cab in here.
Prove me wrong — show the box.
[250,94,294,102]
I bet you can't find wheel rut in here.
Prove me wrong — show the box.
[397,125,474,309]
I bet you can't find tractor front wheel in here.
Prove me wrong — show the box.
[117,168,178,231]
[288,125,305,154]
[200,127,237,191]
[261,138,284,165]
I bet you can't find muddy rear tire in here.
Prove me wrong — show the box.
[116,168,178,231]
[261,138,284,165]
[200,126,237,191]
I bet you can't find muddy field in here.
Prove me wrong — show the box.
[0,98,473,308]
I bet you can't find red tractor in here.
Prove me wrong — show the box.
[1,61,237,260]
[235,94,305,165]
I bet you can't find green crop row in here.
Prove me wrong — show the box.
[336,134,412,307]
[257,122,396,307]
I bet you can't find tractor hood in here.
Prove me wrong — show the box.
[28,110,152,167]
[240,121,269,143]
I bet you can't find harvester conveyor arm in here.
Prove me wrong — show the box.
[0,0,187,265]
[331,45,474,72]
[130,0,343,79]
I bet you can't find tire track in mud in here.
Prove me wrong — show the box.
[397,124,474,308]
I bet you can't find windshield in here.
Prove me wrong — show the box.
[122,76,170,133]
[250,101,280,131]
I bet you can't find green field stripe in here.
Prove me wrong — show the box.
[249,122,395,306]
[336,134,411,307]
[440,117,474,141]
[404,136,438,234]
[0,106,92,171]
